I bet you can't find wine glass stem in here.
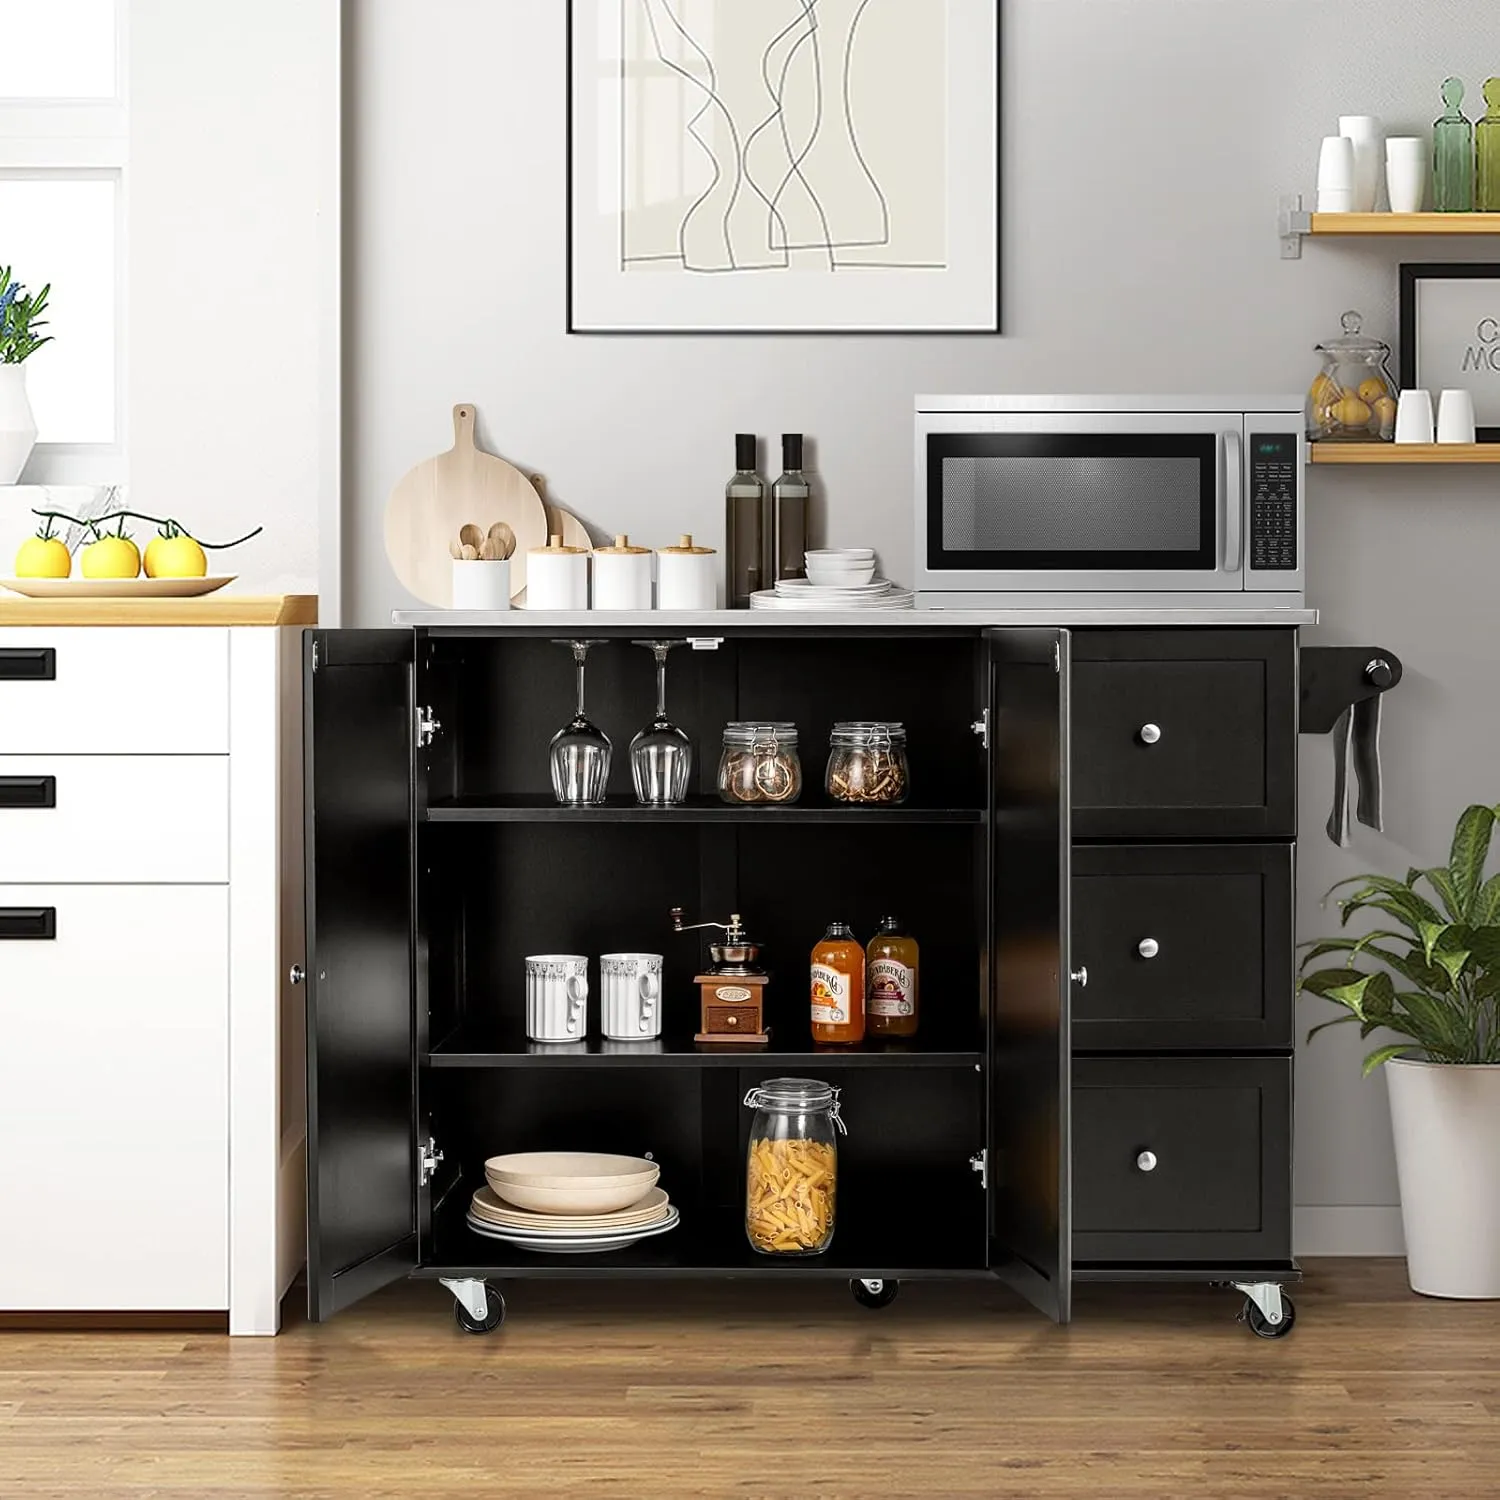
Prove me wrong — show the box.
[575,656,587,719]
[655,657,668,720]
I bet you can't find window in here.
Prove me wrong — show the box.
[0,0,125,483]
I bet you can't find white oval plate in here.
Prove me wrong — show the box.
[0,575,237,600]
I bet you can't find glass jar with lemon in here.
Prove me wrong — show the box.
[1307,310,1397,444]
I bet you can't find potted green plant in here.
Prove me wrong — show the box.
[1301,802,1500,1299]
[0,264,53,484]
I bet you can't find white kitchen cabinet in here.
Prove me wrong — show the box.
[0,603,314,1334]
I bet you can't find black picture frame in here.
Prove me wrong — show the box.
[1399,262,1500,441]
[564,0,1004,337]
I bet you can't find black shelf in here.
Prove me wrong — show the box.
[421,1187,988,1281]
[424,793,982,826]
[427,1021,983,1069]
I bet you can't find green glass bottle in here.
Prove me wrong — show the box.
[1434,76,1475,212]
[1478,79,1500,213]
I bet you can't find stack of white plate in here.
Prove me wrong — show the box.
[467,1152,679,1254]
[750,578,915,611]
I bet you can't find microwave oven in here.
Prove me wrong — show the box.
[914,396,1306,608]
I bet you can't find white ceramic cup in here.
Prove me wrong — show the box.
[525,955,589,1042]
[451,558,511,611]
[657,536,718,610]
[592,538,654,610]
[1339,116,1383,212]
[1437,389,1478,444]
[526,541,589,610]
[600,953,662,1039]
[1395,389,1436,444]
[1386,137,1428,213]
[1317,135,1356,211]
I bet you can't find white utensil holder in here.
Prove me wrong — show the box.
[451,559,512,611]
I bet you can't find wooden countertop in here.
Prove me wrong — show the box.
[0,594,317,627]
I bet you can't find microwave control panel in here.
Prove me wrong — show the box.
[1249,433,1298,571]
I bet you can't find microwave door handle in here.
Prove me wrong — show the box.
[1223,429,1244,573]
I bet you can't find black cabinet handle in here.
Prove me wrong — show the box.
[0,776,56,809]
[0,908,56,940]
[0,648,56,681]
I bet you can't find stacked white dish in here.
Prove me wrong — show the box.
[750,578,914,611]
[806,548,877,587]
[467,1151,678,1253]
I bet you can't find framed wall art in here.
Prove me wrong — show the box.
[1400,263,1500,441]
[567,1,1000,335]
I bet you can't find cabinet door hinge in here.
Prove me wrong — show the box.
[971,708,989,751]
[416,705,441,748]
[311,638,320,672]
[969,1149,988,1189]
[1053,640,1062,675]
[419,1137,444,1186]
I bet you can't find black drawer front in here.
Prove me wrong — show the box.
[1072,844,1293,1050]
[1070,631,1296,838]
[1072,1057,1291,1264]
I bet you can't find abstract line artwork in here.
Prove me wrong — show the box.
[569,1,999,332]
[619,0,946,277]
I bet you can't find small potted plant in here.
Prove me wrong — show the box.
[0,264,52,484]
[1301,803,1500,1298]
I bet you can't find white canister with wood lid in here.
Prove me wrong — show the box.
[592,535,653,610]
[525,535,590,610]
[657,534,718,610]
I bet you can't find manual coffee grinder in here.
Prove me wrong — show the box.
[669,906,770,1045]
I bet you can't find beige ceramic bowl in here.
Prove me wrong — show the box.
[483,1151,660,1215]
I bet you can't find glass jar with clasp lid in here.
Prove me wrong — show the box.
[718,722,802,804]
[743,1077,846,1256]
[826,722,910,805]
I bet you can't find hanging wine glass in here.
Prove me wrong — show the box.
[630,640,692,807]
[549,640,611,806]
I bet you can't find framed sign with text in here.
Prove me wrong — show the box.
[1400,263,1500,441]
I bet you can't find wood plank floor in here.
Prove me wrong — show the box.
[1,1260,1496,1498]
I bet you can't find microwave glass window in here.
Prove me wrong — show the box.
[926,433,1218,571]
[941,456,1202,553]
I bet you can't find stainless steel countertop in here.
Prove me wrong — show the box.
[392,606,1318,628]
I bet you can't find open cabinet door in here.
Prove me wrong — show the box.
[304,631,418,1320]
[986,629,1072,1322]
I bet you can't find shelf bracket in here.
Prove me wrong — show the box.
[1279,193,1311,260]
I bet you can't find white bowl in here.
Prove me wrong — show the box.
[485,1150,658,1185]
[486,1176,661,1215]
[807,548,874,561]
[807,566,877,587]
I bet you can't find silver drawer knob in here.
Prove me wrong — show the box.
[1138,723,1162,746]
[1070,966,1088,988]
[289,964,305,986]
[1136,1150,1158,1173]
[1137,938,1160,960]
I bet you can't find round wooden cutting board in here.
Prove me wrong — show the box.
[384,404,550,606]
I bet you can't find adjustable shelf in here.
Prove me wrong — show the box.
[424,793,982,825]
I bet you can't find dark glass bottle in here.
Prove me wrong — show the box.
[725,434,767,609]
[773,434,810,583]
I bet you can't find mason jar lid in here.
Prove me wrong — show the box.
[724,721,798,749]
[830,720,906,746]
[744,1076,841,1115]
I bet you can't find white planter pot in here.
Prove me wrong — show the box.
[0,363,38,485]
[1386,1058,1500,1298]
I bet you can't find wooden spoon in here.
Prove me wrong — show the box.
[459,523,485,554]
[488,521,517,561]
[450,538,464,560]
[461,543,480,561]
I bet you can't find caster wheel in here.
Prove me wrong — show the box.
[453,1285,506,1335]
[851,1278,900,1310]
[1244,1294,1296,1339]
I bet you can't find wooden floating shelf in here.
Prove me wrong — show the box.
[1308,211,1500,236]
[1311,444,1500,465]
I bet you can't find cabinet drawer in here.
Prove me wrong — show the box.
[0,885,228,1309]
[1072,1057,1291,1264]
[1072,844,1293,1050]
[0,628,229,754]
[1070,632,1295,838]
[0,756,228,883]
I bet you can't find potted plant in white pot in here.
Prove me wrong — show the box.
[0,265,52,484]
[1302,802,1500,1298]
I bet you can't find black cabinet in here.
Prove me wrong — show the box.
[302,623,1299,1331]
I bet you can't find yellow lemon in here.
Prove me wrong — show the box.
[143,534,208,579]
[1373,395,1398,430]
[1357,378,1390,405]
[80,535,141,580]
[14,536,72,579]
[1333,395,1373,430]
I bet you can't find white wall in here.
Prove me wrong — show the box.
[127,0,334,599]
[348,0,1500,1253]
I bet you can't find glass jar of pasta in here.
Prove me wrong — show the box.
[743,1077,845,1256]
